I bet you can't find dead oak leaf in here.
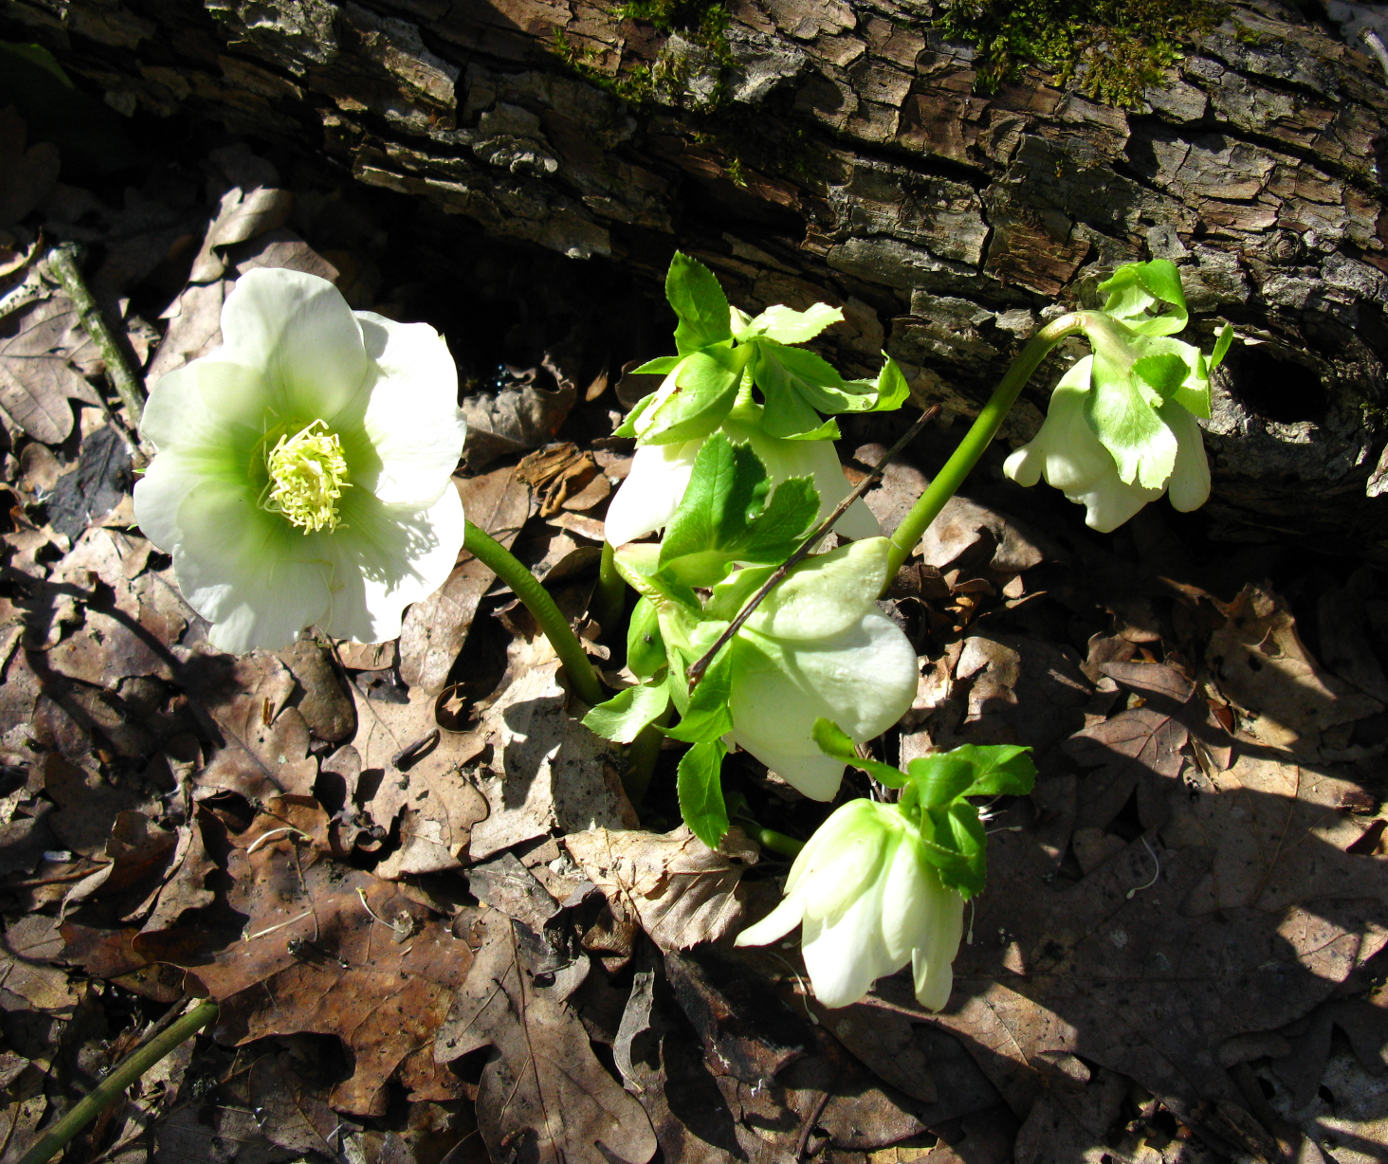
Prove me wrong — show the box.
[434,909,658,1164]
[346,682,489,877]
[185,813,470,1116]
[466,632,637,860]
[399,464,532,694]
[563,825,759,951]
[1206,583,1383,750]
[0,296,102,444]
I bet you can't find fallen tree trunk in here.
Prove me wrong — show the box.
[5,0,1387,552]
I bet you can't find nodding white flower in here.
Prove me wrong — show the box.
[1003,356,1210,532]
[604,409,879,547]
[134,268,467,652]
[724,539,918,801]
[736,798,964,1010]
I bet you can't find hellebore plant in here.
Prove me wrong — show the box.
[590,252,1230,1012]
[135,268,468,651]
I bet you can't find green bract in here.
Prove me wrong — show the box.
[621,252,907,446]
[133,268,467,652]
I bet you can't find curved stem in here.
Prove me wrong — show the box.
[17,1000,218,1164]
[464,520,605,706]
[884,313,1090,582]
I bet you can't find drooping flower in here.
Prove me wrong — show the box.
[736,798,965,1009]
[134,268,467,652]
[1003,356,1210,532]
[604,407,879,547]
[720,538,918,801]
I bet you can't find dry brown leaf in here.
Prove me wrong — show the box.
[345,680,489,877]
[466,632,636,859]
[434,908,658,1164]
[399,466,532,693]
[0,108,60,225]
[185,810,471,1116]
[461,366,577,469]
[0,296,102,443]
[189,185,294,282]
[563,825,758,951]
[1206,583,1383,749]
[188,654,319,800]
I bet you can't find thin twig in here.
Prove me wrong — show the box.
[686,405,940,690]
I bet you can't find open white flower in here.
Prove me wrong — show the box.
[724,539,918,801]
[605,409,878,547]
[736,798,965,1009]
[134,268,467,652]
[1003,356,1209,532]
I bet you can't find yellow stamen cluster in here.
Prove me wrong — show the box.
[264,420,350,533]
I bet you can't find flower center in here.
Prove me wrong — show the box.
[264,420,349,533]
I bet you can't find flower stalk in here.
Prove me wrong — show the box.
[16,1000,218,1164]
[464,520,605,706]
[885,313,1088,581]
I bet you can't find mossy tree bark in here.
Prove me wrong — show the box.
[5,0,1387,552]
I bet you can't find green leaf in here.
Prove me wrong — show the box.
[931,803,988,897]
[1208,322,1234,372]
[634,347,745,445]
[753,342,849,415]
[631,354,683,375]
[626,597,667,679]
[1099,259,1188,337]
[667,252,732,355]
[665,639,735,742]
[658,433,819,586]
[944,744,1037,798]
[907,756,979,809]
[811,718,908,787]
[582,682,671,744]
[1132,352,1191,400]
[677,738,730,848]
[737,302,844,345]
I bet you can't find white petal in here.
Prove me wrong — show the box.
[165,478,334,651]
[140,358,270,452]
[1078,478,1162,532]
[744,539,889,640]
[357,314,467,507]
[734,895,805,948]
[219,269,369,422]
[910,891,965,1011]
[1163,405,1211,512]
[802,881,895,1008]
[730,612,917,800]
[603,440,699,546]
[320,480,466,643]
[877,832,929,963]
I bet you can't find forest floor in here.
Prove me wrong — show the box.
[1,96,1386,1164]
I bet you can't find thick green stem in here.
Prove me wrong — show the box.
[17,1000,218,1164]
[591,540,627,632]
[464,520,605,706]
[753,826,804,860]
[885,313,1091,582]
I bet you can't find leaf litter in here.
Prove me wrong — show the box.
[0,136,1384,1164]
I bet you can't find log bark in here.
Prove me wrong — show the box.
[5,0,1387,553]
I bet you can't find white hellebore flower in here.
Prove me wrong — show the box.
[1002,356,1209,533]
[736,798,965,1009]
[134,268,467,652]
[726,539,918,801]
[605,409,878,547]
